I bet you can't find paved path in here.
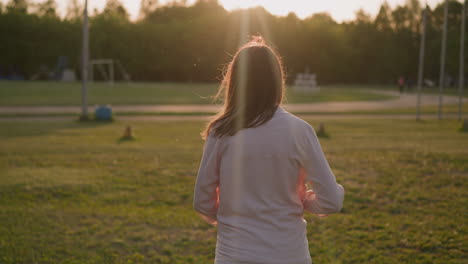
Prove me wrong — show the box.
[0,114,464,122]
[0,91,466,115]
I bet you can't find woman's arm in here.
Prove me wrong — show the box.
[298,124,345,215]
[193,134,221,225]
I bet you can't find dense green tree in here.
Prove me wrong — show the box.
[7,0,29,13]
[373,1,397,82]
[375,1,393,32]
[34,0,58,17]
[65,0,82,20]
[1,0,467,85]
[103,0,129,20]
[139,0,159,20]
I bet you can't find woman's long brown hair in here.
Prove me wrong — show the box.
[203,36,285,138]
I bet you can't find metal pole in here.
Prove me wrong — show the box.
[81,0,89,119]
[110,60,115,86]
[417,4,427,121]
[438,0,449,120]
[459,0,466,121]
[90,63,94,83]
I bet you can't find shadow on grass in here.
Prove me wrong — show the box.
[117,136,137,144]
[459,120,468,133]
[317,131,331,139]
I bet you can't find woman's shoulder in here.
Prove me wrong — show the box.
[276,108,314,131]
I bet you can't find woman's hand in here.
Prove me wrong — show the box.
[298,168,329,217]
[297,168,307,202]
[197,212,217,226]
[303,190,316,202]
[303,190,329,218]
[215,186,220,208]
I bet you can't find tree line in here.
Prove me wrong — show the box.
[0,0,467,85]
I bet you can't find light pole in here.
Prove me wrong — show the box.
[459,0,466,121]
[417,2,427,121]
[438,0,449,120]
[81,0,89,120]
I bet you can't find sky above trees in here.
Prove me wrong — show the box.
[0,0,446,21]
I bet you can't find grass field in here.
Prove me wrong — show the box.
[0,81,397,106]
[0,119,466,263]
[0,103,465,118]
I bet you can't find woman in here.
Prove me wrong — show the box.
[193,37,344,264]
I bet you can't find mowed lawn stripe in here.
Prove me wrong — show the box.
[0,81,396,106]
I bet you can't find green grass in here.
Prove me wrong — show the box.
[0,81,218,106]
[329,103,467,116]
[403,87,467,97]
[0,81,396,106]
[357,83,468,97]
[0,103,465,118]
[0,119,466,263]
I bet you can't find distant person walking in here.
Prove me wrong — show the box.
[406,77,413,91]
[193,36,345,264]
[398,76,405,94]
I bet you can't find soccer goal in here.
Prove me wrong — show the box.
[89,59,131,85]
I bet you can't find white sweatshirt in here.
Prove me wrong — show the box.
[194,107,345,264]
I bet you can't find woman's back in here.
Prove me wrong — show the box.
[193,36,344,264]
[215,108,311,264]
[195,107,344,263]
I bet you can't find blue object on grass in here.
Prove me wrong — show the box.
[95,105,113,121]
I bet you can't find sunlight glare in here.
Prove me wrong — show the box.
[230,10,249,219]
[219,0,361,21]
[219,0,446,21]
[8,0,448,22]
